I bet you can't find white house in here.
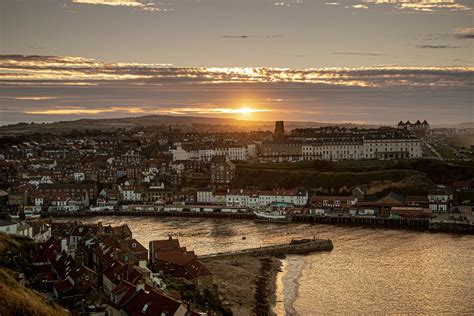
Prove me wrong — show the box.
[0,219,18,235]
[120,186,142,203]
[74,172,86,182]
[428,188,452,212]
[225,189,309,207]
[197,189,214,204]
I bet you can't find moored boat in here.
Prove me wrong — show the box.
[253,210,292,223]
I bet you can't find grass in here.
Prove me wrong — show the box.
[236,160,396,172]
[0,233,68,316]
[231,168,432,193]
[433,145,457,159]
[0,268,68,316]
[234,159,474,192]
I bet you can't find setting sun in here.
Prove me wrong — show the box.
[236,107,253,114]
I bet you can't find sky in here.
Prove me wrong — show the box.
[0,0,473,125]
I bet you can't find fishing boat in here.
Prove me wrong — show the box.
[10,210,41,220]
[253,210,292,223]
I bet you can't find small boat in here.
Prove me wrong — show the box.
[253,210,292,223]
[10,210,41,220]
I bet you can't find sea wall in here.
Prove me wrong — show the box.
[199,239,333,260]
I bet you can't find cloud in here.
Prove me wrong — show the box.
[22,106,272,117]
[352,4,369,9]
[70,0,172,12]
[424,27,474,42]
[416,45,464,49]
[454,28,474,39]
[25,106,144,115]
[0,55,473,89]
[1,55,472,125]
[219,35,284,39]
[14,96,58,101]
[333,52,387,56]
[273,1,304,7]
[332,1,474,13]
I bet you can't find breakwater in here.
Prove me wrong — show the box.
[199,238,333,259]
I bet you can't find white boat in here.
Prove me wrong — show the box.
[253,210,292,223]
[10,210,41,220]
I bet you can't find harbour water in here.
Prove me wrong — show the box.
[77,216,473,315]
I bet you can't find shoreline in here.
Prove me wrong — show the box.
[40,212,473,235]
[253,257,282,316]
[202,255,283,315]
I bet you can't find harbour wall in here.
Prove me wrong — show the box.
[38,210,472,234]
[199,239,334,260]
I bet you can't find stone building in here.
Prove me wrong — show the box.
[397,120,430,137]
[210,155,236,184]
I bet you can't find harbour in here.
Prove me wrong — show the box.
[41,209,473,234]
[72,216,474,315]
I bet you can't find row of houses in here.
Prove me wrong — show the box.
[30,221,213,315]
[0,218,51,242]
[170,143,257,162]
[197,188,309,207]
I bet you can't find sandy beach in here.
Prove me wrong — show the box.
[202,255,282,316]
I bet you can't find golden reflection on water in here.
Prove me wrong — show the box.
[77,216,474,315]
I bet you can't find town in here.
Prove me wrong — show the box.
[1,218,222,315]
[1,119,472,314]
[0,120,473,233]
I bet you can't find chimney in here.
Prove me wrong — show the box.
[61,238,68,253]
[136,280,145,292]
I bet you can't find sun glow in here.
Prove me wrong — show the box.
[235,107,254,114]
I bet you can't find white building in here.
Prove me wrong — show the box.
[171,143,253,162]
[121,187,142,203]
[170,144,190,161]
[0,220,18,235]
[302,137,422,161]
[197,189,214,204]
[428,188,452,212]
[74,172,85,182]
[215,146,248,161]
[225,189,309,207]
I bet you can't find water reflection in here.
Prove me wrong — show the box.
[75,216,474,314]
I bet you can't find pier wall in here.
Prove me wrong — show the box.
[199,239,334,260]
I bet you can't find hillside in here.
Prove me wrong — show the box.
[0,233,68,316]
[0,268,68,316]
[233,159,474,194]
[0,114,379,135]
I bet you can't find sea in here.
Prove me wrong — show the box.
[76,216,473,315]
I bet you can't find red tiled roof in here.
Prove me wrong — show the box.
[123,289,183,316]
[54,279,73,293]
[155,250,196,266]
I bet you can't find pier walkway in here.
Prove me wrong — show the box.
[199,238,334,259]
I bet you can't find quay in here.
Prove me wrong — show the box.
[38,210,472,234]
[199,238,334,259]
[41,210,430,230]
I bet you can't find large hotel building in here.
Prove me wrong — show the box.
[261,124,423,161]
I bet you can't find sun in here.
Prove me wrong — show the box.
[236,107,254,114]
